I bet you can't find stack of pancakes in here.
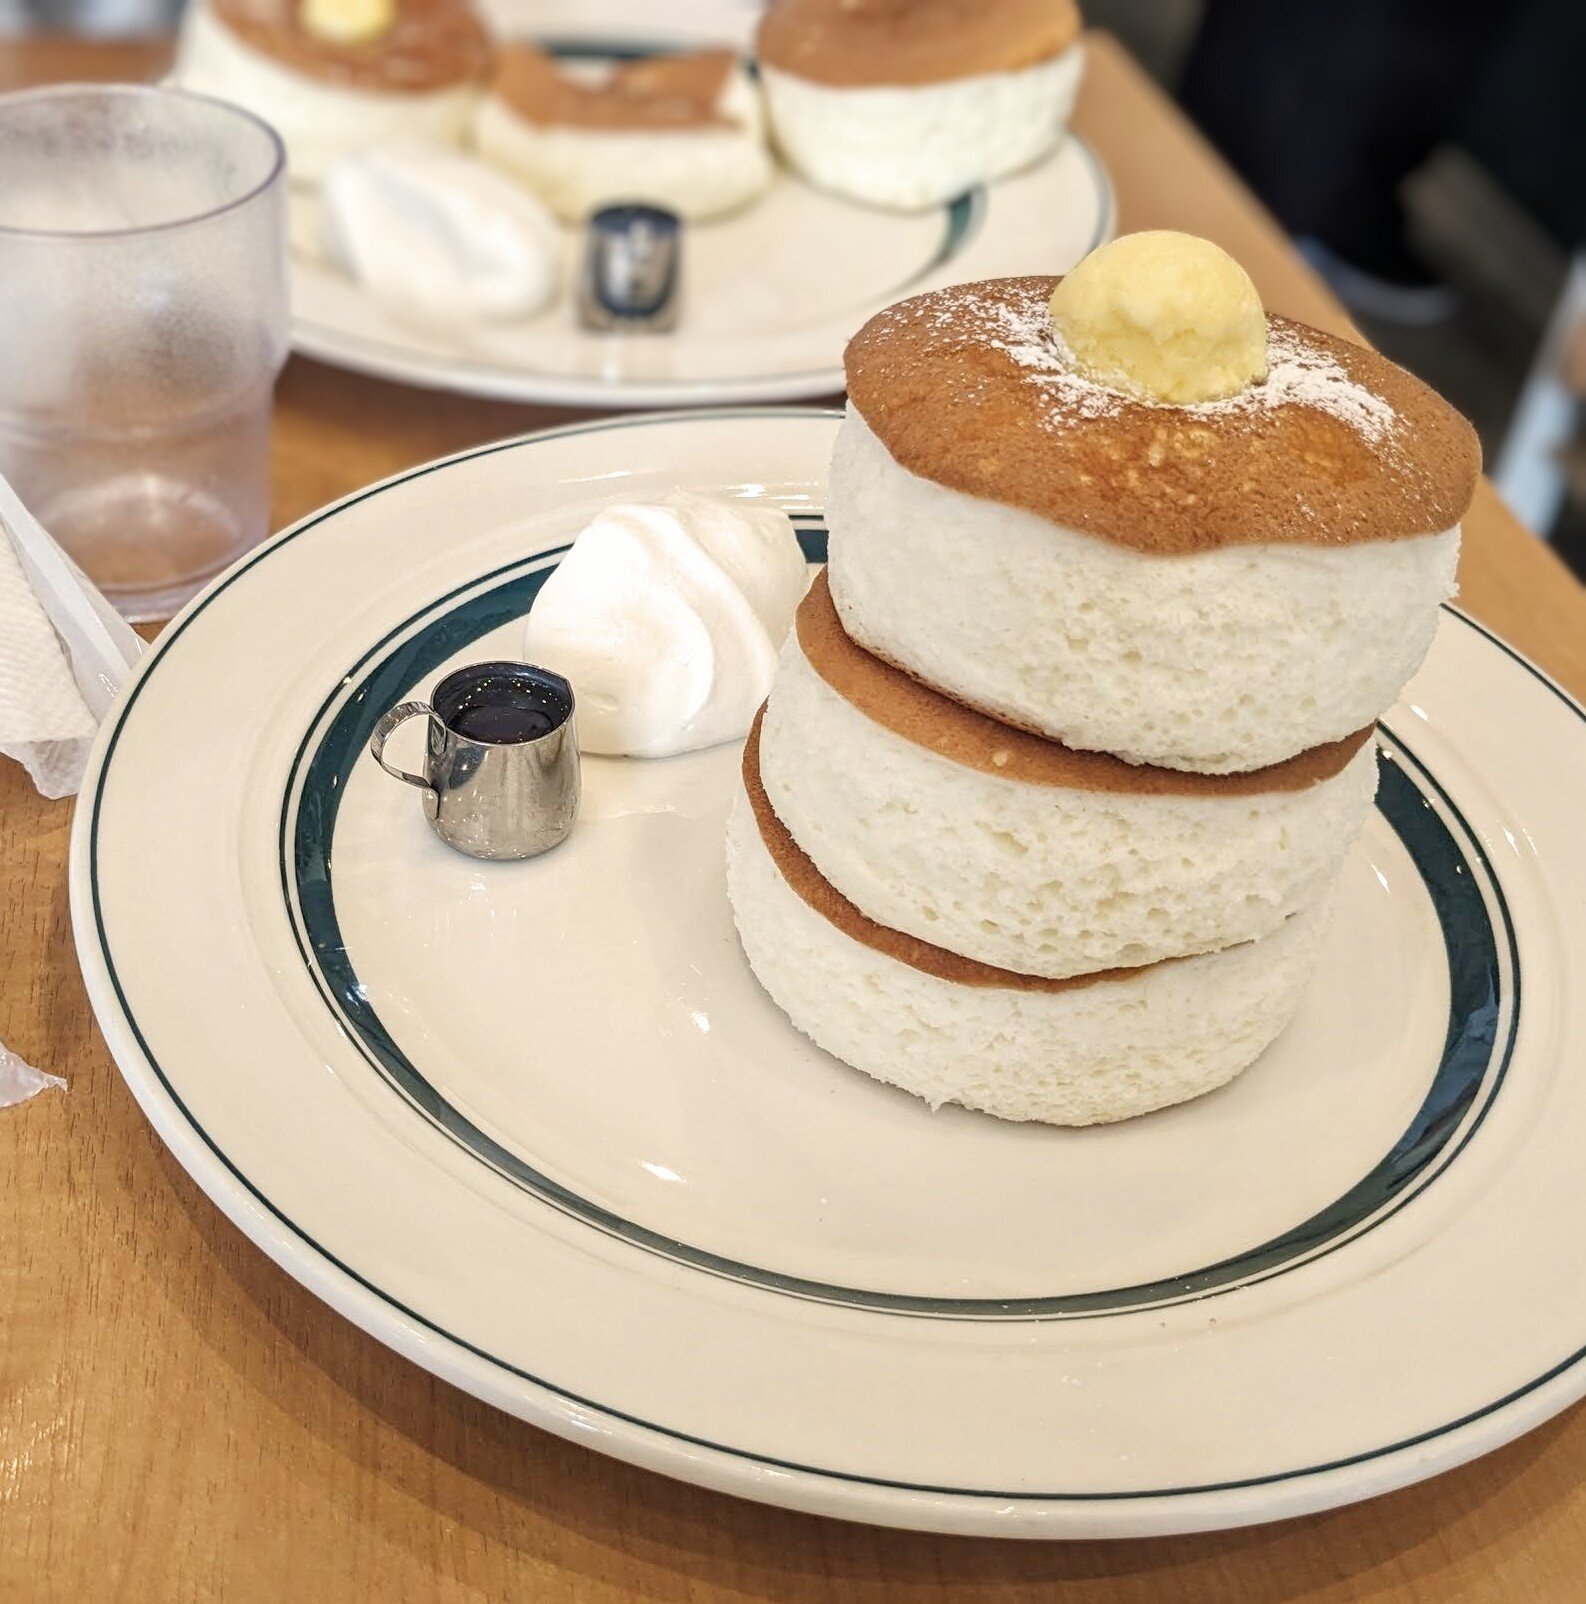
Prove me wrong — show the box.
[727,275,1480,1126]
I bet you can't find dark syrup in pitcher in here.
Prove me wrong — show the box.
[441,668,571,745]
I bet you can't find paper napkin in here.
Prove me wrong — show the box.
[0,473,144,799]
[0,517,98,799]
[0,472,146,1106]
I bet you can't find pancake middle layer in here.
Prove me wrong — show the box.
[760,581,1378,978]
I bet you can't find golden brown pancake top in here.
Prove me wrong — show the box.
[492,44,737,129]
[844,277,1481,553]
[743,710,1204,991]
[756,0,1081,88]
[797,570,1373,792]
[214,0,491,92]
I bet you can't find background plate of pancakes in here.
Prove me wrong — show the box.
[274,8,1114,407]
[73,408,1586,1537]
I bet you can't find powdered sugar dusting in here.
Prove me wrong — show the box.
[1251,323,1398,440]
[882,281,1400,443]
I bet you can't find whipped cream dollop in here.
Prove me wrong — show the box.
[318,144,561,331]
[523,493,809,758]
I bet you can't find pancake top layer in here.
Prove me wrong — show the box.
[797,570,1372,792]
[844,276,1481,552]
[755,0,1080,88]
[743,711,1154,992]
[215,0,491,91]
[493,45,737,130]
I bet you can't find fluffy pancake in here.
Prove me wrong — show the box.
[728,722,1334,1124]
[756,0,1081,88]
[760,613,1378,977]
[797,568,1370,794]
[211,0,489,90]
[474,45,772,220]
[826,403,1460,772]
[745,707,1120,991]
[844,277,1480,553]
[492,45,736,129]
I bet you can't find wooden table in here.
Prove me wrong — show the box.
[4,33,1585,1603]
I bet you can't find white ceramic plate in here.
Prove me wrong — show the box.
[73,409,1586,1538]
[288,36,1113,407]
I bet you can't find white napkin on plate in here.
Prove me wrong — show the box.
[0,472,145,1107]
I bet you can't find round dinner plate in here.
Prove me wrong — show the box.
[72,409,1586,1538]
[287,36,1114,407]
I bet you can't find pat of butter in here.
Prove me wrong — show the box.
[1049,231,1268,405]
[300,0,396,45]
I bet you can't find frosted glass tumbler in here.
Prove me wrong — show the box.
[0,85,288,620]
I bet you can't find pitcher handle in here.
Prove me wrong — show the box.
[370,702,437,793]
